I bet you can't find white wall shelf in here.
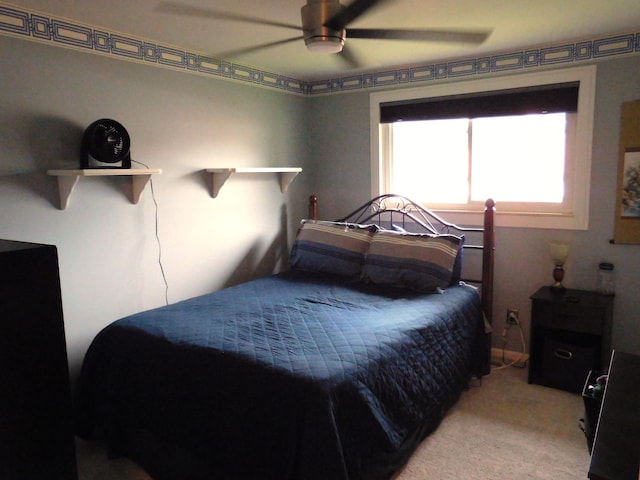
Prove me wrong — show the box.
[205,167,302,198]
[47,168,162,210]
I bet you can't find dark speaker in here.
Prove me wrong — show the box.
[0,240,78,480]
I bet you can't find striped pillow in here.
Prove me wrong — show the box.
[362,230,463,291]
[289,220,377,278]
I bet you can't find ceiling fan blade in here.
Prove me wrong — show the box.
[347,28,491,43]
[215,36,302,59]
[336,47,363,69]
[324,0,386,30]
[155,2,303,31]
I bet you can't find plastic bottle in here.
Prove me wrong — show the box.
[596,262,615,295]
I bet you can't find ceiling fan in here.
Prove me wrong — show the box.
[156,0,491,68]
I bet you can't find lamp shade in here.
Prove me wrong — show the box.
[549,241,570,265]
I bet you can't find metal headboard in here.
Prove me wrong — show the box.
[334,194,483,247]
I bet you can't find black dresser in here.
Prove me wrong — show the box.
[0,240,78,479]
[588,350,640,480]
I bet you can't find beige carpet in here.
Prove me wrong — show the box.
[77,367,591,479]
[395,367,590,479]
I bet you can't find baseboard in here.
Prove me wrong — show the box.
[491,348,529,368]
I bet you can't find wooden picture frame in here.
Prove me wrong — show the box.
[613,101,640,244]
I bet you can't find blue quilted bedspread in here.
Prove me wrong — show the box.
[75,271,484,480]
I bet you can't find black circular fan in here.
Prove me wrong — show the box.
[81,119,131,168]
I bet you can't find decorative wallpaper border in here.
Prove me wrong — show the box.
[1,3,639,96]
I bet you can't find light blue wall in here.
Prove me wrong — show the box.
[308,56,640,355]
[0,36,312,378]
[2,31,639,384]
[307,92,373,217]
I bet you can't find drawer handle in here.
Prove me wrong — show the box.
[554,348,573,360]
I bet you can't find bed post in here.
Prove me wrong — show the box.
[309,195,318,221]
[481,198,495,375]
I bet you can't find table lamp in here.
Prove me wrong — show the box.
[549,241,570,292]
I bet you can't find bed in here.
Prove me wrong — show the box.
[74,194,495,480]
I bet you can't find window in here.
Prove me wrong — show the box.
[387,112,574,207]
[370,66,596,229]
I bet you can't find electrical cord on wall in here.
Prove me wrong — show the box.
[492,322,528,371]
[133,159,169,305]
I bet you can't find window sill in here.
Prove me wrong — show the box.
[428,208,587,230]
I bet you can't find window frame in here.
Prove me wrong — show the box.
[369,65,597,230]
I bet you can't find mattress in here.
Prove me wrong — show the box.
[75,270,484,480]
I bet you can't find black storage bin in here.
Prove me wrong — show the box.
[581,370,603,452]
[541,333,599,393]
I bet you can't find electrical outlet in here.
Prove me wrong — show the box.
[506,308,519,325]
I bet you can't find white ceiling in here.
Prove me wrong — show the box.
[7,0,640,80]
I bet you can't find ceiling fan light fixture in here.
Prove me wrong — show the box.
[301,0,346,54]
[304,35,345,53]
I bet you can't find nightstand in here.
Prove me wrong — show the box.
[529,286,613,393]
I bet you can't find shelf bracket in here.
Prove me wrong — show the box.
[55,175,80,210]
[278,171,299,193]
[207,169,234,199]
[131,174,154,204]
